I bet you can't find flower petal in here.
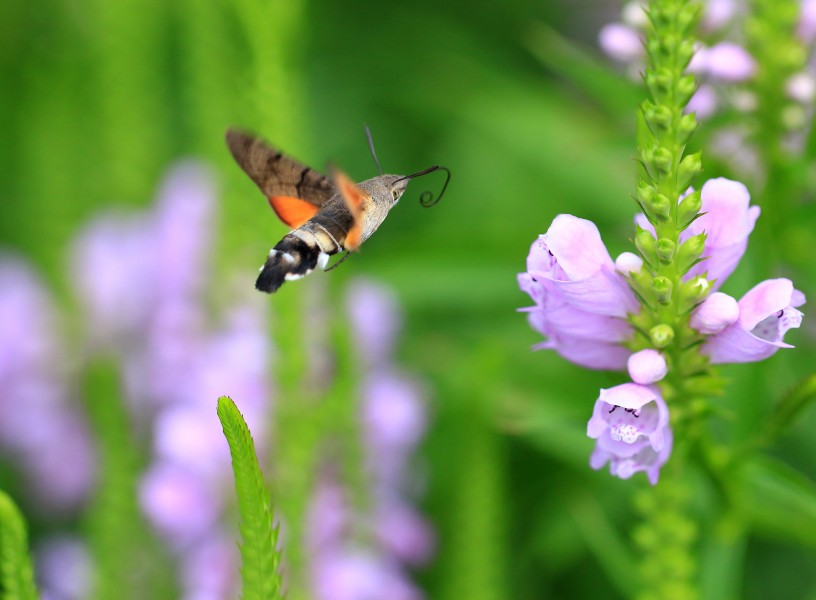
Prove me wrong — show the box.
[536,335,631,370]
[686,178,760,288]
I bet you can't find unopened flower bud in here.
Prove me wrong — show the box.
[616,252,644,275]
[677,113,698,144]
[656,238,676,264]
[649,324,675,348]
[652,276,673,304]
[635,228,658,266]
[676,233,706,274]
[677,152,702,190]
[677,74,697,104]
[627,349,668,384]
[650,194,671,221]
[652,148,673,174]
[677,189,702,229]
[644,102,673,132]
[689,291,739,334]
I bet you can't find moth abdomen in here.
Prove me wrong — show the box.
[255,231,334,293]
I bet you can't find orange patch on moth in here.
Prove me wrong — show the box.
[268,196,319,228]
[333,169,369,251]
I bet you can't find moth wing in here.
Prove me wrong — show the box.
[332,168,370,251]
[225,128,336,228]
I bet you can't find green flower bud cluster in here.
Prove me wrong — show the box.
[625,0,710,381]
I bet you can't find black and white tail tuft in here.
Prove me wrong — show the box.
[255,236,327,293]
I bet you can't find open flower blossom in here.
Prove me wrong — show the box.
[520,173,804,485]
[587,383,672,485]
[700,278,806,364]
[518,215,638,370]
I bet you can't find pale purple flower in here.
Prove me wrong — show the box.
[689,43,756,83]
[346,278,401,368]
[152,162,216,302]
[627,349,667,384]
[599,23,644,63]
[635,178,761,288]
[519,215,638,370]
[70,214,157,343]
[702,0,738,31]
[687,84,719,119]
[35,536,93,600]
[690,291,740,334]
[375,499,435,568]
[179,531,240,600]
[800,0,816,42]
[587,383,672,485]
[312,551,423,600]
[139,462,222,546]
[786,72,816,103]
[704,278,806,364]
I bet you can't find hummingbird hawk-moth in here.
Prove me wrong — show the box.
[226,127,450,294]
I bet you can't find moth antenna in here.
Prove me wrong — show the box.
[364,124,383,176]
[395,165,451,208]
[324,251,353,272]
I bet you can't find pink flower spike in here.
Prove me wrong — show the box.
[531,215,639,317]
[690,291,739,334]
[598,23,644,63]
[800,0,816,42]
[685,178,760,288]
[704,278,805,364]
[587,383,672,484]
[627,349,667,384]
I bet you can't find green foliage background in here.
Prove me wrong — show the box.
[2,0,816,598]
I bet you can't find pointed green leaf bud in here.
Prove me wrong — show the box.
[635,227,658,267]
[677,113,698,144]
[645,68,673,100]
[649,324,675,348]
[677,74,697,105]
[652,275,673,304]
[652,194,671,221]
[678,39,696,68]
[677,152,702,190]
[644,102,673,133]
[678,189,702,229]
[678,276,711,313]
[677,233,706,274]
[656,238,676,264]
[653,147,673,174]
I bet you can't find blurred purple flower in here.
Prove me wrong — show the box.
[35,536,93,600]
[518,215,637,370]
[312,551,423,600]
[688,43,757,83]
[598,23,644,63]
[587,383,672,485]
[704,278,806,363]
[0,257,96,512]
[139,462,222,547]
[305,278,432,599]
[687,84,719,119]
[346,279,401,368]
[179,530,240,600]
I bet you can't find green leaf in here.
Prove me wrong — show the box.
[0,490,39,600]
[731,456,816,545]
[217,396,282,600]
[761,373,816,445]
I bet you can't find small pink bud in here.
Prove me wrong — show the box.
[690,291,739,334]
[615,252,644,275]
[627,349,668,384]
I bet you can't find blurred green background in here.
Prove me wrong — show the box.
[3,0,816,598]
